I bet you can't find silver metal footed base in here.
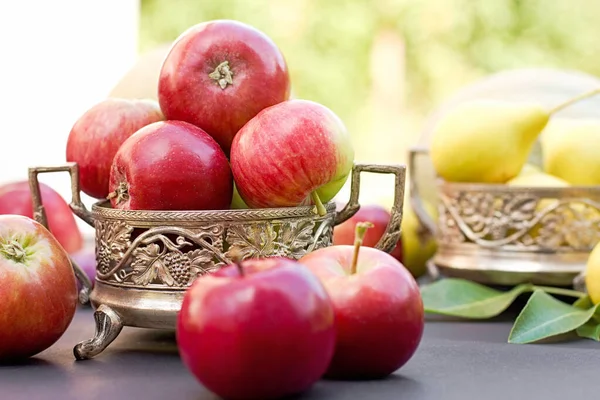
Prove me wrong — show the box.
[74,305,124,360]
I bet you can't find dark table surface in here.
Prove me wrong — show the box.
[2,307,599,400]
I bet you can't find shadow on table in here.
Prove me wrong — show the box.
[0,357,60,368]
[186,375,427,400]
[300,374,427,399]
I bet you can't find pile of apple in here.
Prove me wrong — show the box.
[66,21,353,215]
[178,221,424,400]
[0,18,425,397]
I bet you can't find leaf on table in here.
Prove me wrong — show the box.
[576,321,600,341]
[508,290,600,344]
[573,295,594,310]
[420,278,533,319]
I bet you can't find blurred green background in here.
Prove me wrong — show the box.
[130,0,600,205]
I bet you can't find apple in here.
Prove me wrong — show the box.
[333,203,438,278]
[66,98,165,199]
[0,215,78,361]
[177,256,336,400]
[108,120,233,211]
[333,204,403,261]
[0,181,83,254]
[230,99,354,216]
[158,19,290,155]
[299,222,424,380]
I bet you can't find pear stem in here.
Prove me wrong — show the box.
[533,285,586,299]
[228,248,245,277]
[548,87,600,116]
[350,222,374,275]
[311,191,327,217]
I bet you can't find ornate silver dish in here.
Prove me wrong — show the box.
[409,147,600,287]
[28,162,406,360]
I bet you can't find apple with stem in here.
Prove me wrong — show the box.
[333,204,403,261]
[333,203,438,279]
[0,215,78,361]
[158,19,290,155]
[176,255,336,400]
[230,99,354,216]
[66,98,164,199]
[300,222,424,380]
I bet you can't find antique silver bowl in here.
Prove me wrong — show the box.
[28,162,406,360]
[409,147,600,287]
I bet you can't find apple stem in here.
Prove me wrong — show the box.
[228,248,245,277]
[350,222,374,275]
[311,191,327,217]
[548,87,600,115]
[0,240,27,264]
[209,61,234,89]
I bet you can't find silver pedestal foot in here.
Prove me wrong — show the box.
[74,304,123,360]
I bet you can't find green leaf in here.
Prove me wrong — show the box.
[421,278,533,319]
[508,290,600,344]
[573,295,600,340]
[573,295,594,310]
[576,321,600,341]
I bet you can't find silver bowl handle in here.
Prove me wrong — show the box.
[28,163,93,304]
[335,163,407,254]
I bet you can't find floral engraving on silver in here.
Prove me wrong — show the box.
[94,217,334,289]
[438,188,600,251]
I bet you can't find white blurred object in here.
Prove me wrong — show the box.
[0,0,140,236]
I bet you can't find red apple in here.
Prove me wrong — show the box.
[0,215,78,361]
[333,204,403,261]
[177,257,336,400]
[299,223,424,380]
[66,98,165,199]
[333,202,437,279]
[0,181,83,254]
[230,99,354,215]
[158,19,290,155]
[108,120,233,211]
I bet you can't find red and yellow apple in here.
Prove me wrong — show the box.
[0,181,83,254]
[230,99,354,215]
[300,223,424,380]
[66,98,165,199]
[0,215,78,361]
[158,19,290,155]
[177,257,336,400]
[108,120,233,211]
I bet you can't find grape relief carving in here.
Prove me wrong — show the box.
[95,216,334,289]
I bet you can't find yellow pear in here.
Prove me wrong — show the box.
[506,172,569,188]
[401,201,438,279]
[430,100,550,183]
[585,241,600,304]
[518,163,542,177]
[541,118,600,185]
